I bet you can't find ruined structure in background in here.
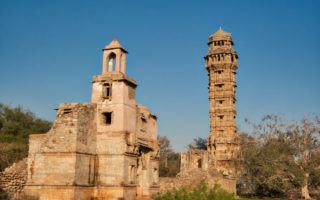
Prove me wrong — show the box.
[180,28,239,193]
[24,39,160,200]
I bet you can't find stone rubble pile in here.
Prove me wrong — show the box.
[159,169,213,192]
[0,158,27,196]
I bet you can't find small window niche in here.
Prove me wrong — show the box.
[102,83,112,100]
[153,168,158,184]
[197,159,202,168]
[129,165,135,184]
[102,112,112,125]
[218,130,224,137]
[141,115,147,132]
[62,108,72,115]
[216,84,224,88]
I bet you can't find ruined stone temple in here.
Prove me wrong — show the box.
[180,28,239,193]
[24,39,160,200]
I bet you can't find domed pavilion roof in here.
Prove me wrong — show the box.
[103,38,128,53]
[209,27,233,42]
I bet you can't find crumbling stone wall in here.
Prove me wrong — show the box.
[180,149,209,174]
[159,168,236,193]
[0,158,27,197]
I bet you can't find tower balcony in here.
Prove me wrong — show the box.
[209,92,235,99]
[206,63,238,71]
[210,121,236,128]
[212,137,239,145]
[209,89,236,94]
[211,107,236,114]
[210,78,236,84]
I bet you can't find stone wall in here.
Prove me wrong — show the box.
[159,168,236,194]
[180,149,209,174]
[159,169,208,192]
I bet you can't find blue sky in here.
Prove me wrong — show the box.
[1,0,319,151]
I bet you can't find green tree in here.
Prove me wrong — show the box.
[158,136,180,177]
[286,116,320,199]
[240,115,320,199]
[187,137,207,150]
[0,103,51,171]
[0,187,9,200]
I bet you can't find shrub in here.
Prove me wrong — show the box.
[156,182,237,200]
[0,103,51,171]
[0,188,9,200]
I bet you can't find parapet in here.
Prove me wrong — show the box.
[93,71,137,87]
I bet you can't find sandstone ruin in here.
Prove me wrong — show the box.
[23,39,160,200]
[179,27,239,193]
[1,28,241,199]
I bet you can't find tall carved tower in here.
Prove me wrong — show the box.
[205,28,239,177]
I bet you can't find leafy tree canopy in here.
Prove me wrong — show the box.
[240,115,320,199]
[0,103,51,171]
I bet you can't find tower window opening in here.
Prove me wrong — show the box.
[153,168,158,184]
[141,117,147,132]
[197,159,202,168]
[216,84,224,88]
[61,108,72,115]
[102,83,112,99]
[107,53,116,72]
[102,112,112,125]
[219,100,223,105]
[219,115,224,120]
[106,87,111,97]
[129,165,135,184]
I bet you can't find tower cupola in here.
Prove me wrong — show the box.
[102,39,128,74]
[206,27,238,68]
[208,27,233,45]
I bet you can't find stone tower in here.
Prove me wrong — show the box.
[24,39,160,200]
[179,28,239,193]
[205,27,239,177]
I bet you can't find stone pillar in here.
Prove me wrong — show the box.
[102,52,107,74]
[116,53,121,72]
[121,53,126,74]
